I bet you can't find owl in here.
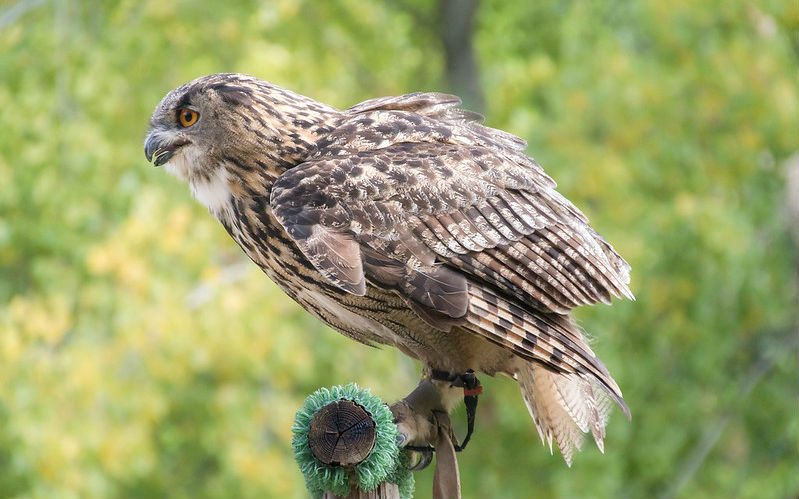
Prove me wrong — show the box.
[145,73,632,464]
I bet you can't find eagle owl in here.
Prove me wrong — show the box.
[145,73,632,464]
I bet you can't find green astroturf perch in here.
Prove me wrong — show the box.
[292,384,415,499]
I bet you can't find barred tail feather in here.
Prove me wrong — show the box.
[466,285,629,419]
[516,362,613,466]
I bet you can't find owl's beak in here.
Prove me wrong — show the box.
[144,133,188,167]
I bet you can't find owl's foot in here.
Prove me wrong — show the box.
[391,370,483,467]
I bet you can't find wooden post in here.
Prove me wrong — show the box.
[292,384,412,498]
[321,481,400,499]
[293,382,460,499]
[308,399,400,499]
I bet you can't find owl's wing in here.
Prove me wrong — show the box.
[271,139,631,413]
[272,138,631,307]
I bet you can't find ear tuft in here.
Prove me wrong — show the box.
[211,84,253,107]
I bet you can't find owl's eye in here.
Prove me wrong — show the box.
[177,108,199,127]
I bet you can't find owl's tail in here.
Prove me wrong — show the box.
[516,361,614,466]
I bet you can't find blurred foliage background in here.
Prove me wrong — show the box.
[1,0,797,498]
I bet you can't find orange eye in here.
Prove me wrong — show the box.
[178,108,198,127]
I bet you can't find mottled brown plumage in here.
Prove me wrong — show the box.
[145,73,633,464]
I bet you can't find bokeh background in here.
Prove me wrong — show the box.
[1,0,797,498]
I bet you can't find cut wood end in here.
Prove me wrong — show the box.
[309,399,376,466]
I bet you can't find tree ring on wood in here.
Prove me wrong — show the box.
[308,399,376,466]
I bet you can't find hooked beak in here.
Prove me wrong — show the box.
[144,133,189,167]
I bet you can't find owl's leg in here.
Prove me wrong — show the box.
[390,378,440,470]
[429,370,483,452]
[390,370,483,470]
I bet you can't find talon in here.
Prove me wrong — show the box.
[407,447,434,471]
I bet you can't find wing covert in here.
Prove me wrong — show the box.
[271,139,631,317]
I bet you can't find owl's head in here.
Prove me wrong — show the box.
[144,74,336,192]
[144,73,271,185]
